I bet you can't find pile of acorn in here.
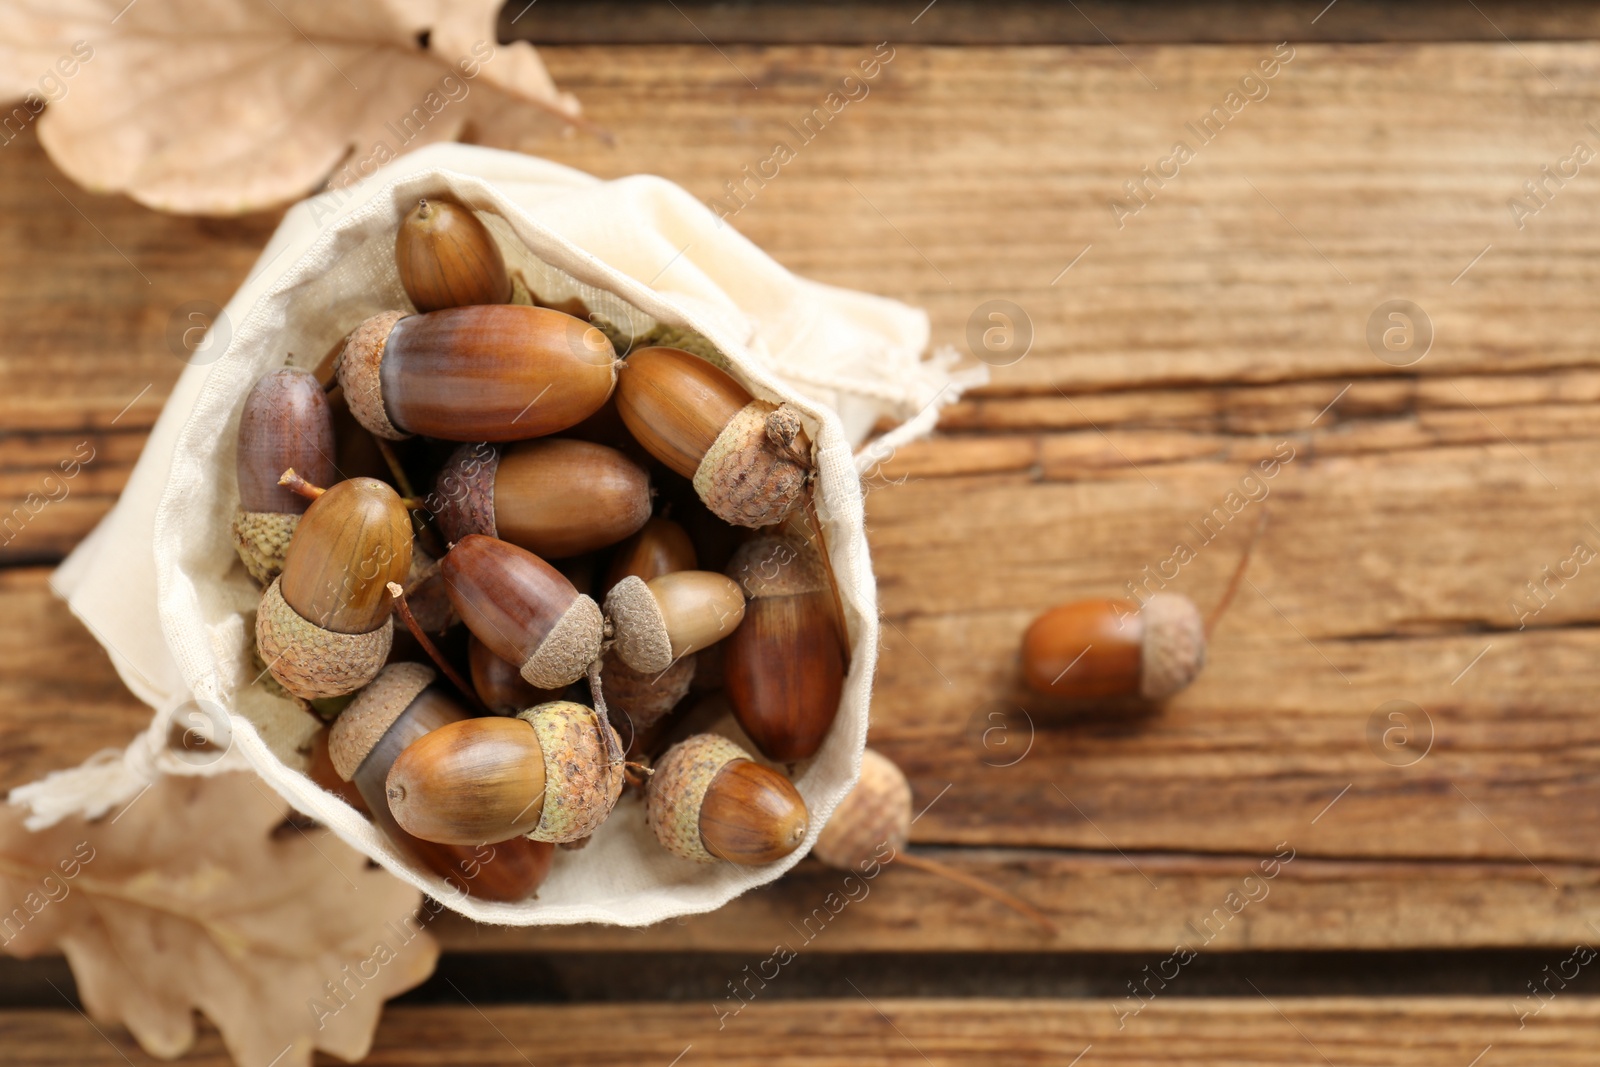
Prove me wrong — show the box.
[233,197,849,902]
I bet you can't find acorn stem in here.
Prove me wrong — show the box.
[1205,506,1270,638]
[387,582,490,716]
[277,467,326,500]
[894,851,1058,936]
[585,654,625,764]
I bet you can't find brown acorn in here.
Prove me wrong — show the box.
[386,700,623,845]
[723,536,844,762]
[812,747,1057,933]
[327,663,553,901]
[615,347,812,527]
[1021,510,1268,701]
[646,734,808,865]
[813,748,910,871]
[604,570,745,675]
[336,305,617,443]
[434,439,651,558]
[256,477,413,699]
[603,516,697,593]
[467,633,565,715]
[440,535,603,690]
[599,648,696,736]
[231,367,336,584]
[395,198,512,312]
[1022,594,1204,701]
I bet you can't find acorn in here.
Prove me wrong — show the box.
[395,198,511,312]
[604,570,745,675]
[1021,510,1267,701]
[441,535,603,690]
[231,367,336,584]
[434,439,651,558]
[336,305,617,443]
[385,700,624,845]
[1022,594,1204,701]
[813,748,909,870]
[615,347,812,527]
[812,747,1057,933]
[256,477,413,699]
[599,648,696,735]
[603,516,697,592]
[327,663,553,901]
[723,536,844,762]
[646,734,808,865]
[467,633,564,715]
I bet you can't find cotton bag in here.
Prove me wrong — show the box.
[16,143,981,925]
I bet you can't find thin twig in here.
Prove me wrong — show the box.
[895,851,1058,936]
[278,467,325,500]
[586,654,625,764]
[387,582,489,715]
[1206,506,1271,638]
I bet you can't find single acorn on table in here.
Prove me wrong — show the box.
[336,305,617,443]
[256,477,413,699]
[647,734,808,865]
[385,700,624,846]
[1021,594,1204,701]
[395,198,511,312]
[327,663,553,901]
[440,534,603,691]
[615,346,813,528]
[723,535,845,762]
[433,438,651,559]
[232,367,336,584]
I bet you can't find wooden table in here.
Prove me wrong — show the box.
[4,3,1600,1062]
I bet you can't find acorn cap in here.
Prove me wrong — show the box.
[692,400,811,528]
[434,442,501,546]
[1139,593,1206,701]
[255,577,394,699]
[726,535,828,599]
[601,649,696,732]
[646,733,750,864]
[335,310,409,441]
[520,594,605,689]
[327,662,436,780]
[232,509,299,585]
[813,748,910,871]
[517,701,625,842]
[603,575,673,674]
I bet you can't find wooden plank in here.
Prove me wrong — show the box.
[4,997,1598,1065]
[502,1,1600,45]
[4,42,1599,952]
[6,44,1600,427]
[5,562,1596,953]
[0,569,151,794]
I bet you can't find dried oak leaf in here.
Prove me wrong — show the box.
[0,0,587,215]
[0,772,439,1067]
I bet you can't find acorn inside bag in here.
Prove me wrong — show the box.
[19,143,981,925]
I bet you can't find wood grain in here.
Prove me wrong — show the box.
[4,42,1599,956]
[5,997,1598,1065]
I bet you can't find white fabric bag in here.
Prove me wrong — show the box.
[16,143,981,926]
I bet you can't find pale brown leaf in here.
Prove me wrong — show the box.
[0,772,440,1067]
[0,0,584,214]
